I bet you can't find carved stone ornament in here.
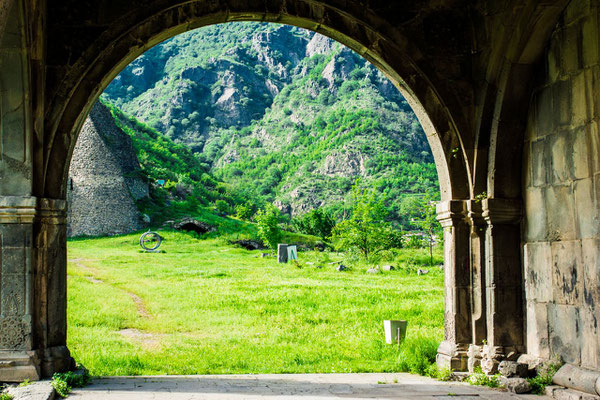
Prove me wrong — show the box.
[0,316,26,349]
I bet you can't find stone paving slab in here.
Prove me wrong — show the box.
[69,373,553,399]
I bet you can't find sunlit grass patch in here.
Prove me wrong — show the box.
[67,231,443,376]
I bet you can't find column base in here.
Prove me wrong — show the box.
[481,345,521,374]
[40,345,73,377]
[437,340,469,371]
[0,350,40,382]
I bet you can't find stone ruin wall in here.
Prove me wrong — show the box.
[523,0,600,371]
[67,101,149,237]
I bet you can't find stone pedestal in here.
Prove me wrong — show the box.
[436,200,471,371]
[0,197,71,381]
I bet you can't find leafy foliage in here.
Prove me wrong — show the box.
[292,208,336,239]
[332,181,399,262]
[255,204,282,249]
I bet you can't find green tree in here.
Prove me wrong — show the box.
[292,208,336,239]
[332,182,394,263]
[255,204,282,249]
[410,193,441,266]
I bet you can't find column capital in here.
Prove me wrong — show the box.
[436,200,468,227]
[482,198,522,225]
[0,196,66,224]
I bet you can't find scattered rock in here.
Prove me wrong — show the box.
[315,265,324,269]
[231,239,266,250]
[503,377,531,394]
[5,381,55,400]
[517,354,544,374]
[260,253,270,258]
[336,264,349,272]
[417,269,429,275]
[174,218,215,234]
[381,265,395,271]
[366,268,379,274]
[499,360,529,377]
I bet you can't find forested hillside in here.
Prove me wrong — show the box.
[102,22,438,227]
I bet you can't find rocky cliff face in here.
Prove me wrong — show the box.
[67,102,149,237]
[102,22,438,223]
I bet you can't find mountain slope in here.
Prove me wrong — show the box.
[102,22,439,226]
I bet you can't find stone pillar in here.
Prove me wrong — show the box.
[0,197,70,382]
[480,198,524,373]
[436,200,471,371]
[466,200,487,372]
[34,198,71,377]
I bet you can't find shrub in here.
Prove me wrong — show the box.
[467,367,501,388]
[255,204,282,249]
[527,361,562,394]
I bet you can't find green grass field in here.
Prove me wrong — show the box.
[67,231,444,376]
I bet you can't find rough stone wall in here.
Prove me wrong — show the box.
[523,0,600,371]
[67,102,148,237]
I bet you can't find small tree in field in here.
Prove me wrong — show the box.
[255,204,282,249]
[411,194,441,266]
[332,182,393,263]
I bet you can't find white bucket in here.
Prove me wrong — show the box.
[383,320,407,344]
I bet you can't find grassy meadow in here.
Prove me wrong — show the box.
[67,230,444,376]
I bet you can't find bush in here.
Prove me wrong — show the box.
[467,367,501,388]
[255,204,282,249]
[527,361,562,394]
[292,208,336,239]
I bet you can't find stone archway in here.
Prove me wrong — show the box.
[2,0,592,385]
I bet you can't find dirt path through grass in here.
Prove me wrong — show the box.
[70,258,151,318]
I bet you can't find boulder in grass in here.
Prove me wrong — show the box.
[336,264,349,272]
[366,268,379,274]
[381,265,395,271]
[417,269,429,275]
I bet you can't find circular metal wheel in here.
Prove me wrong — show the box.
[139,231,162,251]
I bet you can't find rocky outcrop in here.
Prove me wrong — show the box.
[67,102,149,237]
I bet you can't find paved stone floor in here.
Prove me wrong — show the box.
[70,373,552,399]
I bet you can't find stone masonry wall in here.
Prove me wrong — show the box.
[523,0,600,371]
[67,102,148,237]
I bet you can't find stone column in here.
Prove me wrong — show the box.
[0,197,39,381]
[466,200,487,372]
[436,200,471,371]
[480,198,524,373]
[34,198,71,377]
[0,197,70,382]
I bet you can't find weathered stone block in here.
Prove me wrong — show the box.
[553,78,572,127]
[581,238,600,308]
[550,132,572,183]
[546,185,577,241]
[581,14,599,68]
[504,377,531,394]
[580,307,599,369]
[548,303,581,365]
[498,360,529,377]
[552,240,583,305]
[531,138,551,187]
[573,127,591,180]
[587,121,600,174]
[574,178,599,239]
[562,25,582,74]
[565,0,590,25]
[524,187,547,241]
[534,86,554,136]
[524,242,552,302]
[572,71,589,128]
[527,301,550,359]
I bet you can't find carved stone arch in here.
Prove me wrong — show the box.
[41,0,472,203]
